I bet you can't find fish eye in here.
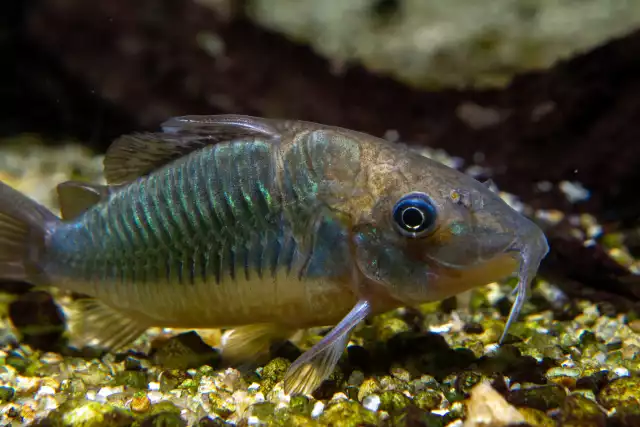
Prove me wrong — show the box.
[392,193,438,238]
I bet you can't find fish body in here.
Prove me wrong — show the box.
[0,115,549,395]
[47,141,359,329]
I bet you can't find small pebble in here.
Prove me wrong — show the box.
[629,319,640,333]
[0,386,15,403]
[311,401,325,418]
[15,377,41,394]
[39,353,64,365]
[347,370,365,386]
[96,386,124,401]
[35,385,56,398]
[613,367,630,378]
[147,391,164,403]
[330,392,348,401]
[362,394,381,412]
[131,395,151,413]
[465,382,524,427]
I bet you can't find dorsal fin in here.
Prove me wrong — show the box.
[482,179,500,193]
[56,181,112,220]
[161,114,283,136]
[103,115,284,184]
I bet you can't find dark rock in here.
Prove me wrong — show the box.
[158,369,189,392]
[455,371,487,397]
[0,386,15,403]
[123,356,143,371]
[139,412,186,427]
[113,370,149,390]
[4,351,31,373]
[0,280,34,295]
[558,394,606,427]
[462,322,484,334]
[312,366,345,400]
[196,417,230,426]
[8,290,66,351]
[150,331,220,370]
[518,407,555,427]
[575,371,609,394]
[608,406,640,427]
[347,345,372,372]
[507,384,567,411]
[438,297,457,313]
[386,332,475,379]
[390,405,445,427]
[269,339,302,362]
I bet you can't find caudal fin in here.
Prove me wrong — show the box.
[0,181,59,285]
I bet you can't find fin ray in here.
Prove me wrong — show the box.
[220,324,294,365]
[482,179,500,193]
[67,298,150,351]
[56,181,112,220]
[0,181,57,285]
[160,114,281,137]
[284,300,371,395]
[104,115,282,184]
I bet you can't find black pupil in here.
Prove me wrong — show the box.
[393,196,436,235]
[401,207,424,229]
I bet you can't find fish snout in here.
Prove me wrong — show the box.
[475,229,519,264]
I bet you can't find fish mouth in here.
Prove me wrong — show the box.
[420,223,548,317]
[424,251,520,302]
[424,227,519,271]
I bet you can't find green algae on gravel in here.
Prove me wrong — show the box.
[558,394,607,427]
[319,399,379,426]
[49,400,135,427]
[598,376,640,409]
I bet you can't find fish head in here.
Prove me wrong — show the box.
[350,144,549,328]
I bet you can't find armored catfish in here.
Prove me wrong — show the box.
[0,115,549,395]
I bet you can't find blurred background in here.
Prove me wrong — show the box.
[2,0,640,307]
[5,0,640,221]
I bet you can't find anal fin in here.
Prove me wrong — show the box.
[220,324,294,365]
[66,298,150,352]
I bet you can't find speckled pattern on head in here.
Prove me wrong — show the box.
[0,114,549,396]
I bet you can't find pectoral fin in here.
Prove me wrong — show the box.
[284,299,371,395]
[66,298,150,351]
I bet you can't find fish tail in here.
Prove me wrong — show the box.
[0,180,60,285]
